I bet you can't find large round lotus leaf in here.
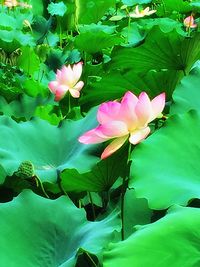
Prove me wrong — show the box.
[129,110,200,209]
[0,109,99,182]
[171,67,200,114]
[103,206,200,267]
[110,27,200,74]
[81,69,182,111]
[0,190,119,267]
[80,71,137,111]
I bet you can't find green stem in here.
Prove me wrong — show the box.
[35,175,49,198]
[84,51,87,66]
[59,19,62,48]
[154,119,159,130]
[160,0,167,16]
[59,107,64,120]
[127,141,132,163]
[121,177,126,241]
[40,69,44,83]
[126,8,131,44]
[68,93,71,113]
[127,16,131,44]
[57,170,68,196]
[187,26,191,38]
[121,143,132,241]
[27,48,30,76]
[88,191,96,220]
[78,199,82,208]
[85,252,98,267]
[74,0,80,34]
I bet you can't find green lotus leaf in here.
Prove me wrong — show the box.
[123,69,183,101]
[0,13,17,30]
[171,67,200,114]
[0,165,7,185]
[79,24,116,34]
[76,0,115,24]
[0,13,34,52]
[17,46,40,76]
[121,22,145,46]
[156,0,191,16]
[0,95,53,120]
[122,0,151,5]
[80,69,183,111]
[190,1,200,11]
[80,71,137,111]
[110,27,200,74]
[0,108,100,183]
[103,206,200,267]
[34,105,61,125]
[138,18,185,35]
[23,79,48,97]
[0,30,34,53]
[123,189,152,239]
[60,144,129,193]
[47,2,67,16]
[0,190,120,266]
[30,0,44,16]
[129,110,200,209]
[74,31,122,54]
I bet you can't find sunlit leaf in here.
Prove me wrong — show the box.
[110,27,200,74]
[104,206,200,266]
[0,190,120,266]
[0,108,100,182]
[130,110,200,209]
[171,67,200,114]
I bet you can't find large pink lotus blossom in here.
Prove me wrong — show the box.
[48,62,84,101]
[129,5,156,18]
[79,91,165,159]
[183,15,197,29]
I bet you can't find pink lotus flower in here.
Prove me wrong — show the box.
[183,15,197,29]
[129,5,156,18]
[48,62,84,101]
[79,91,165,159]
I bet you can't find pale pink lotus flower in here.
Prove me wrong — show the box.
[4,0,18,7]
[129,5,156,18]
[48,62,84,101]
[183,15,197,29]
[79,91,165,159]
[4,0,32,8]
